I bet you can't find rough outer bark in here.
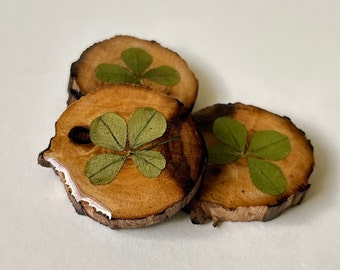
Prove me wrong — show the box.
[39,85,206,229]
[189,103,314,226]
[67,35,198,109]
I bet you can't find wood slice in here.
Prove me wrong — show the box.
[68,35,198,109]
[39,85,206,229]
[189,103,314,226]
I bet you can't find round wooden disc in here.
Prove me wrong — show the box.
[189,103,314,225]
[68,35,198,109]
[41,85,206,229]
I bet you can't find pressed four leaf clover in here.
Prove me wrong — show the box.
[208,117,291,196]
[84,107,173,185]
[95,47,180,87]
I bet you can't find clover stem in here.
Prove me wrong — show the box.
[125,149,132,158]
[142,135,181,151]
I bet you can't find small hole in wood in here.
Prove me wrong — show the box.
[68,126,92,144]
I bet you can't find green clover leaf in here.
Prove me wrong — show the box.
[84,108,172,185]
[121,48,152,76]
[131,150,166,178]
[85,154,126,185]
[89,112,127,151]
[248,158,286,196]
[208,142,241,164]
[212,117,247,153]
[95,47,180,87]
[143,66,180,86]
[95,63,141,84]
[128,107,167,149]
[247,130,291,160]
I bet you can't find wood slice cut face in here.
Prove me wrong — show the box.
[68,35,198,109]
[189,103,314,225]
[39,85,206,229]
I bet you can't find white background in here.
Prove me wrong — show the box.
[1,0,339,269]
